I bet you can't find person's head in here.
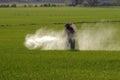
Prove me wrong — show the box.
[65,22,72,27]
[68,22,73,25]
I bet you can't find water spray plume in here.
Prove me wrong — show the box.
[25,29,66,50]
[78,23,120,50]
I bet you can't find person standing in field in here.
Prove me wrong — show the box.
[64,22,77,50]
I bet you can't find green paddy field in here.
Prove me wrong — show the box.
[0,7,120,80]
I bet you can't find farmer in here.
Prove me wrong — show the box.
[64,22,77,50]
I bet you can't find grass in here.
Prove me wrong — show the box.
[0,51,120,80]
[0,7,120,80]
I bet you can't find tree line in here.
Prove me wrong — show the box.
[0,0,120,8]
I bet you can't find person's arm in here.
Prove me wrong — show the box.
[72,24,77,33]
[72,24,77,38]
